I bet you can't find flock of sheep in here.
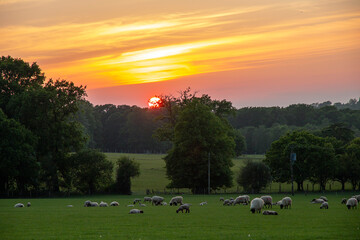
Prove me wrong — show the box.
[13,194,359,215]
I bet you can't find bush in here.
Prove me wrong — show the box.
[236,160,271,193]
[114,156,140,194]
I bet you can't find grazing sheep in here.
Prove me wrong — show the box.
[219,197,224,201]
[320,202,329,209]
[273,200,282,206]
[129,209,144,214]
[170,196,184,206]
[341,198,347,204]
[234,195,250,206]
[311,198,325,204]
[99,201,108,207]
[260,196,273,208]
[27,202,31,207]
[199,201,207,206]
[280,197,292,209]
[176,204,190,213]
[250,198,264,214]
[133,198,141,204]
[262,210,278,215]
[14,203,24,208]
[346,198,358,210]
[223,199,231,206]
[84,200,91,207]
[144,197,152,203]
[351,195,360,202]
[243,195,250,204]
[161,202,167,206]
[139,203,146,207]
[110,201,119,206]
[84,200,98,207]
[319,196,328,202]
[151,196,164,206]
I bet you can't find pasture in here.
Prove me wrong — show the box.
[0,193,359,239]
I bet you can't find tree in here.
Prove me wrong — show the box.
[236,160,272,193]
[0,109,39,195]
[233,129,246,156]
[114,156,140,194]
[320,123,355,144]
[164,100,235,193]
[343,138,360,190]
[70,149,113,194]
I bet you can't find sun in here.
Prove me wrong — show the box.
[148,96,162,108]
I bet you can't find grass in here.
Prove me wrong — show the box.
[0,193,359,239]
[105,153,354,195]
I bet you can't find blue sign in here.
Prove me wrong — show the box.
[290,153,296,162]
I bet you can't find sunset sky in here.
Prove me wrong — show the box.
[1,0,359,108]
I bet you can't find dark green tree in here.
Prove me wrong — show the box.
[320,123,355,144]
[236,160,272,193]
[114,156,140,194]
[70,149,113,194]
[233,129,247,156]
[343,138,360,190]
[164,100,235,193]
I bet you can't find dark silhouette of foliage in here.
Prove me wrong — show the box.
[236,160,272,193]
[114,156,140,194]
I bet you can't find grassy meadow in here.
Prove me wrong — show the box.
[0,193,359,240]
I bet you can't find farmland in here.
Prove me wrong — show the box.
[0,193,359,239]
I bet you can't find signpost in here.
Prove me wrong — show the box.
[208,152,211,194]
[290,149,296,196]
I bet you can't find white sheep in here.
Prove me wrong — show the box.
[223,199,231,206]
[233,195,250,206]
[139,203,146,207]
[27,202,31,207]
[260,196,273,208]
[262,210,278,215]
[84,200,98,207]
[84,200,91,207]
[346,198,358,210]
[133,198,141,204]
[319,196,328,202]
[90,202,99,207]
[151,196,164,206]
[199,201,207,206]
[99,201,108,207]
[127,204,135,207]
[176,204,190,213]
[250,198,264,213]
[161,202,167,206]
[351,195,360,202]
[169,196,184,206]
[144,197,152,203]
[219,197,224,201]
[320,202,329,209]
[110,201,119,206]
[129,209,144,214]
[311,198,325,204]
[14,203,24,208]
[280,197,292,209]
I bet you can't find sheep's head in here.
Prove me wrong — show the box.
[280,204,284,209]
[347,205,351,209]
[140,210,144,213]
[250,208,255,213]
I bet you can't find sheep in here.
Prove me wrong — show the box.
[199,201,207,206]
[260,196,273,208]
[89,202,99,207]
[280,197,292,209]
[161,202,167,206]
[320,202,329,209]
[14,203,24,208]
[223,199,231,206]
[341,198,347,204]
[139,203,146,207]
[129,209,144,214]
[151,196,164,206]
[219,197,224,201]
[250,198,264,214]
[273,200,282,206]
[27,202,31,207]
[84,200,91,207]
[110,201,119,206]
[311,198,325,204]
[351,195,360,202]
[262,210,278,215]
[169,196,184,206]
[127,204,135,207]
[233,195,250,206]
[144,197,152,203]
[176,204,190,213]
[319,196,328,202]
[133,198,141,204]
[99,201,108,207]
[346,198,358,210]
[229,197,234,201]
[243,195,250,204]
[67,205,73,207]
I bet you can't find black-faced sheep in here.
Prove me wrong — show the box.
[84,200,98,207]
[319,196,328,202]
[14,203,24,208]
[27,202,31,207]
[280,197,292,209]
[133,198,141,204]
[169,196,183,206]
[176,204,190,213]
[99,201,108,207]
[233,195,250,206]
[262,210,278,215]
[260,196,273,208]
[129,209,144,214]
[351,195,360,203]
[320,202,329,209]
[346,198,358,210]
[144,197,152,203]
[151,196,164,206]
[250,198,264,214]
[223,199,232,206]
[199,201,207,206]
[341,198,347,204]
[219,197,224,201]
[110,201,119,206]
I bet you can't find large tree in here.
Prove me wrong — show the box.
[114,156,140,194]
[164,99,235,193]
[236,160,272,193]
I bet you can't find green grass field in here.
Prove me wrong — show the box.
[106,153,354,195]
[0,193,359,239]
